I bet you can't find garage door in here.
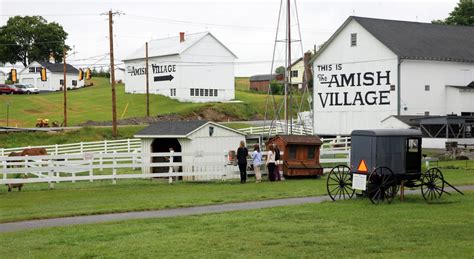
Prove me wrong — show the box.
[21,78,35,85]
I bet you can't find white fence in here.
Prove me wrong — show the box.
[1,152,240,186]
[240,121,313,136]
[0,138,141,156]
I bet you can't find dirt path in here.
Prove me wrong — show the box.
[1,185,472,233]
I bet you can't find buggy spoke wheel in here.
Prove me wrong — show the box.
[367,166,396,204]
[326,165,355,201]
[421,168,444,201]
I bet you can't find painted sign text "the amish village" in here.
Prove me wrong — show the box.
[127,64,177,76]
[316,64,392,108]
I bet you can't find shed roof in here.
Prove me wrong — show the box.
[249,74,282,82]
[311,16,474,64]
[270,135,323,145]
[37,61,79,74]
[134,120,246,138]
[123,32,237,61]
[352,129,422,137]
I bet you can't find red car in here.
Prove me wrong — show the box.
[0,84,20,95]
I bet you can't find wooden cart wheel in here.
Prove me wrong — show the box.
[326,165,355,201]
[421,168,444,201]
[367,166,397,204]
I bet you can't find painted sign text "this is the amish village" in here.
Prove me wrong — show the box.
[316,64,392,108]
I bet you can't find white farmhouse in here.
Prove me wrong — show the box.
[123,32,237,102]
[18,61,84,91]
[311,16,474,136]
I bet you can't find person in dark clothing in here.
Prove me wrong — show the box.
[237,140,249,183]
[274,144,281,181]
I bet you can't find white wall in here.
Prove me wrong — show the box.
[313,20,398,135]
[400,60,474,116]
[124,34,235,103]
[380,116,411,129]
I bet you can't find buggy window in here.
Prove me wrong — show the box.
[407,138,419,153]
[289,146,297,160]
[307,146,315,159]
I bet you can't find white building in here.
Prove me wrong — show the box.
[311,16,474,136]
[0,71,5,84]
[123,32,237,103]
[111,67,125,84]
[134,120,246,179]
[18,61,84,91]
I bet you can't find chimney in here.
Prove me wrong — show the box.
[179,32,185,43]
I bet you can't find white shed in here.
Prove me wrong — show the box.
[134,120,246,179]
[123,32,237,103]
[18,61,84,91]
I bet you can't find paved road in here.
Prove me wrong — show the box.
[0,185,471,233]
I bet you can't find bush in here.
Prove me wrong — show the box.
[456,155,469,160]
[270,80,284,95]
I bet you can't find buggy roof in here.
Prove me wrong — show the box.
[351,129,422,137]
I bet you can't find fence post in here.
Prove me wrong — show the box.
[112,151,117,184]
[80,142,84,154]
[2,160,6,182]
[127,138,131,153]
[89,159,93,183]
[104,139,108,153]
[1,148,4,157]
[99,152,104,171]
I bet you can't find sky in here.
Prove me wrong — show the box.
[0,0,458,76]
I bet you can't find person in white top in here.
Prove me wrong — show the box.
[266,144,276,181]
[251,144,262,183]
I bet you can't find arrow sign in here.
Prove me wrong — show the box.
[154,75,174,82]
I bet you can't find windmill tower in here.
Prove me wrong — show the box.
[263,0,313,137]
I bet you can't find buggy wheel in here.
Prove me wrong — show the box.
[326,165,355,201]
[367,166,397,204]
[421,168,444,201]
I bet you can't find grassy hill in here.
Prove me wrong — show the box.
[0,77,311,127]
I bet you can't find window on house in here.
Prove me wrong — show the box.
[390,85,396,91]
[200,89,204,96]
[214,89,218,96]
[351,33,357,47]
[29,67,35,73]
[190,89,194,96]
[72,80,77,86]
[170,88,176,96]
[291,70,298,78]
[209,89,214,96]
[205,89,209,96]
[307,147,315,159]
[60,79,64,86]
[424,111,430,116]
[289,146,297,160]
[425,85,430,91]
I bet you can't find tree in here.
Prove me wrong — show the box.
[275,66,285,75]
[432,0,474,26]
[0,16,69,67]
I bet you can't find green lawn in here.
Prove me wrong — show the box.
[0,126,145,148]
[0,77,281,127]
[1,165,472,223]
[1,191,472,258]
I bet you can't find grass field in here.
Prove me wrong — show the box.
[0,126,145,148]
[0,191,472,258]
[0,77,283,127]
[1,164,472,223]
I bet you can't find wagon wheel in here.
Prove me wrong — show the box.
[421,168,444,201]
[326,165,355,201]
[367,166,397,204]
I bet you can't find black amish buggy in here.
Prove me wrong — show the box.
[327,129,464,204]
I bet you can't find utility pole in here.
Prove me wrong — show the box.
[63,47,67,127]
[145,42,150,117]
[286,0,291,134]
[108,10,118,138]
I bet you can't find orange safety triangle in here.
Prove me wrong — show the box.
[357,160,368,173]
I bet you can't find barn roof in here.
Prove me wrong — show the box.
[311,16,474,63]
[270,135,323,145]
[37,61,80,74]
[134,120,246,138]
[123,32,237,61]
[352,129,422,137]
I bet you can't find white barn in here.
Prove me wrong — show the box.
[123,32,237,103]
[311,16,474,136]
[18,61,84,91]
[134,120,246,178]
